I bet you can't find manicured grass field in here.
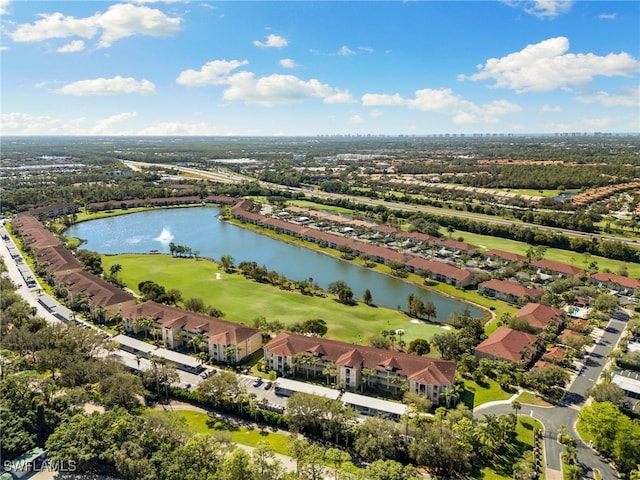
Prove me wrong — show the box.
[222,218,501,325]
[442,228,640,277]
[285,199,356,214]
[516,391,552,407]
[159,410,291,455]
[461,378,514,408]
[102,254,449,344]
[497,188,577,198]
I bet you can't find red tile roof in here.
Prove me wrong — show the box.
[542,346,566,363]
[483,249,527,263]
[406,256,474,282]
[590,272,640,289]
[514,303,564,330]
[532,259,582,276]
[479,279,544,299]
[475,327,538,362]
[265,332,456,385]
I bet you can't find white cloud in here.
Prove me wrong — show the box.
[90,112,138,134]
[136,121,224,135]
[0,111,224,136]
[56,76,156,96]
[324,89,356,104]
[337,45,355,56]
[362,87,521,125]
[576,86,640,107]
[253,34,288,48]
[0,0,11,15]
[9,3,181,48]
[177,59,354,106]
[407,88,475,113]
[598,13,617,20]
[361,93,405,107]
[129,0,185,3]
[223,72,354,106]
[460,37,640,93]
[502,0,574,19]
[57,39,84,53]
[349,115,364,124]
[1,112,64,135]
[176,59,248,87]
[0,46,8,52]
[542,104,563,112]
[279,58,298,69]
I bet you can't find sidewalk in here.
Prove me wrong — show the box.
[473,389,522,412]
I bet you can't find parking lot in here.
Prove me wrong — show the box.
[237,374,288,410]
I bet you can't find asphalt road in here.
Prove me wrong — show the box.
[1,218,630,479]
[476,314,629,479]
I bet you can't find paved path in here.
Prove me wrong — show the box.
[156,401,299,472]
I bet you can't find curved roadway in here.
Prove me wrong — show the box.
[476,316,628,479]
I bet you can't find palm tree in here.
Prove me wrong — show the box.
[511,399,522,423]
[109,263,122,276]
[361,367,377,392]
[133,317,153,338]
[173,330,187,349]
[188,333,208,353]
[322,362,338,386]
[220,254,235,273]
[150,327,162,342]
[225,344,239,364]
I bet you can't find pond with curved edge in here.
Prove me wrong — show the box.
[65,207,484,322]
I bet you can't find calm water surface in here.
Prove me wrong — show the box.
[65,207,483,321]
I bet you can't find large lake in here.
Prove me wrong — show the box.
[65,207,484,321]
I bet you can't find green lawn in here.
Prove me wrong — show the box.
[285,199,356,214]
[159,410,291,455]
[497,188,577,198]
[461,378,514,408]
[442,228,640,277]
[102,254,449,344]
[516,391,552,407]
[475,416,543,480]
[224,217,498,325]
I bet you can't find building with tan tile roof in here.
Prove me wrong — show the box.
[34,245,83,274]
[121,301,262,363]
[264,332,456,403]
[55,270,138,315]
[12,213,62,249]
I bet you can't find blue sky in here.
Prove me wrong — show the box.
[1,1,639,136]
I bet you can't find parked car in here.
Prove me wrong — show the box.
[263,381,272,390]
[252,377,263,387]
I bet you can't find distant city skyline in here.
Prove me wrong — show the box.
[1,0,639,136]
